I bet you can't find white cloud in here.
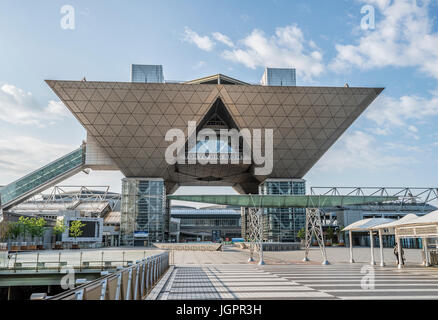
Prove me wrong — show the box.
[222,25,324,81]
[193,61,206,69]
[212,32,234,47]
[0,136,75,183]
[330,0,438,79]
[311,130,414,173]
[0,84,69,126]
[0,135,123,193]
[365,91,438,130]
[183,27,215,51]
[45,100,70,117]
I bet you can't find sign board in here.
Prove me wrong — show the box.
[62,217,103,243]
[134,231,149,238]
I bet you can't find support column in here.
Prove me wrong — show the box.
[397,237,403,269]
[369,230,376,265]
[246,207,265,265]
[424,237,430,267]
[349,231,354,263]
[378,229,385,267]
[258,179,306,243]
[303,211,310,262]
[120,178,167,246]
[258,208,265,266]
[303,208,329,265]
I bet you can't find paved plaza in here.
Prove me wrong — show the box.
[6,245,438,300]
[172,245,424,266]
[151,246,438,300]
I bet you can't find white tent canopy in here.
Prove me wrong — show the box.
[343,218,394,232]
[343,218,394,266]
[396,210,438,226]
[343,213,438,269]
[371,214,419,231]
[391,210,438,268]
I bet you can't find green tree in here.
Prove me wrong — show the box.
[0,222,9,241]
[53,219,67,240]
[26,217,42,240]
[69,220,86,242]
[326,227,334,242]
[18,216,31,240]
[33,218,47,241]
[297,228,306,240]
[7,222,21,240]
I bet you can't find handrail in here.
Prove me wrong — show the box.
[46,251,169,300]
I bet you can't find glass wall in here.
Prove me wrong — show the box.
[258,179,306,242]
[130,64,164,83]
[120,178,167,246]
[260,68,297,86]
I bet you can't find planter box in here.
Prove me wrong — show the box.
[11,245,20,251]
[72,244,80,250]
[37,245,44,250]
[28,245,37,250]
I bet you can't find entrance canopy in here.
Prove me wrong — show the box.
[395,210,438,239]
[167,195,398,208]
[343,218,395,232]
[370,214,419,234]
[398,210,438,226]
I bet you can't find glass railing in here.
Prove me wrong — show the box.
[0,146,85,208]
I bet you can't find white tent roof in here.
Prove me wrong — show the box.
[370,214,418,230]
[343,218,394,232]
[397,210,438,226]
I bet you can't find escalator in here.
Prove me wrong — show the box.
[0,144,87,211]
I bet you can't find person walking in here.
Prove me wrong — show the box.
[394,243,405,266]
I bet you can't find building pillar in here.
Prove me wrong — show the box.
[303,208,329,265]
[349,230,355,263]
[258,179,306,243]
[120,178,167,246]
[397,236,403,269]
[369,230,376,265]
[424,237,430,267]
[379,229,385,267]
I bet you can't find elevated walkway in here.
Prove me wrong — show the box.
[0,144,87,211]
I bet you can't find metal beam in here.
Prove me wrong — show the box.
[167,194,398,208]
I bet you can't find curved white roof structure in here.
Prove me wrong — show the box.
[343,218,394,232]
[398,210,438,226]
[371,214,419,230]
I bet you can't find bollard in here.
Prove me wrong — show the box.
[79,251,83,271]
[141,259,146,297]
[36,252,40,272]
[58,252,62,272]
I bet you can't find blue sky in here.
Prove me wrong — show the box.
[1,0,438,200]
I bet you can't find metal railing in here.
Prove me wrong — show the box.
[0,249,159,272]
[47,251,169,300]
